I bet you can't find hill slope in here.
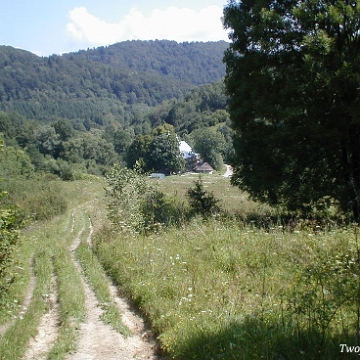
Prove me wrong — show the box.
[66,40,228,85]
[0,40,228,124]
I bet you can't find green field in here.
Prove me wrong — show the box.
[94,173,359,359]
[1,175,359,359]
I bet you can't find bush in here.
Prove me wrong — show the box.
[105,164,149,233]
[142,190,189,228]
[0,191,19,295]
[186,177,220,217]
[106,165,189,233]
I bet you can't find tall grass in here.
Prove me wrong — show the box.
[94,212,360,359]
[153,174,263,217]
[0,177,68,223]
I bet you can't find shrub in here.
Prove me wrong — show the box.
[105,164,149,233]
[186,177,220,217]
[106,165,189,233]
[0,191,19,296]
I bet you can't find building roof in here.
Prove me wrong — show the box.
[179,140,196,159]
[179,141,192,152]
[194,162,214,171]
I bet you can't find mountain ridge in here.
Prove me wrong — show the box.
[0,40,228,125]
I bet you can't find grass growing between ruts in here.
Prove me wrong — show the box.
[0,179,105,360]
[0,249,53,360]
[76,240,131,337]
[47,214,87,360]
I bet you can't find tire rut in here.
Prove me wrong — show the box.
[22,271,60,360]
[67,214,160,360]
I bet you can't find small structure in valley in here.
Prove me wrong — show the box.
[179,140,199,171]
[194,162,214,174]
[179,141,196,159]
[150,173,166,179]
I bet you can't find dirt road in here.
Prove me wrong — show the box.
[1,205,160,360]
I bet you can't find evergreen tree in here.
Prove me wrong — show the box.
[223,0,360,216]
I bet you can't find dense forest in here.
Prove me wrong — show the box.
[65,40,228,85]
[0,40,228,126]
[0,40,232,179]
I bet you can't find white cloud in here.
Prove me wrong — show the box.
[66,5,228,47]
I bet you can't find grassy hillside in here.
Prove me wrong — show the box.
[94,173,358,359]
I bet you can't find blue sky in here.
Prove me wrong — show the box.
[0,0,230,56]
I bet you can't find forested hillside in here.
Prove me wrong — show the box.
[0,40,228,127]
[65,40,228,85]
[0,85,231,180]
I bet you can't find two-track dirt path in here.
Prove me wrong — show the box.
[22,273,60,360]
[20,206,160,360]
[68,215,159,360]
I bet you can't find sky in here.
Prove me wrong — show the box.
[0,0,230,57]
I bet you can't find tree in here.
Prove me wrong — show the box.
[126,124,185,174]
[61,132,117,166]
[112,129,132,154]
[148,132,185,174]
[52,118,73,142]
[0,146,34,178]
[186,177,220,217]
[34,125,61,156]
[192,128,226,170]
[126,134,153,169]
[223,0,360,216]
[0,138,20,294]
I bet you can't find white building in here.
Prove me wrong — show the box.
[179,141,195,159]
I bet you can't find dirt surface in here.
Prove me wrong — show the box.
[22,275,60,360]
[67,219,160,360]
[65,265,158,360]
[17,211,160,360]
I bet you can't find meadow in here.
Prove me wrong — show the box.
[1,173,359,359]
[93,172,360,359]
